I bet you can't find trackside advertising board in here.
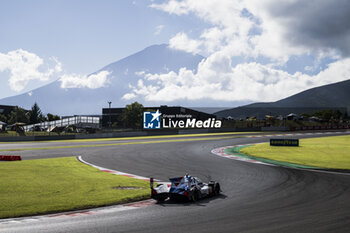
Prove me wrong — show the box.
[143,110,222,129]
[270,139,299,146]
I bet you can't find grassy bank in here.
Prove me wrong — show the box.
[0,157,150,219]
[240,135,350,170]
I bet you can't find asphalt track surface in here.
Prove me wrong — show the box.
[1,131,350,233]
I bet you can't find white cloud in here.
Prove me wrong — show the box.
[135,71,146,77]
[122,93,137,100]
[0,49,61,92]
[169,32,202,54]
[151,0,190,15]
[247,0,350,57]
[124,68,129,75]
[132,0,350,105]
[152,0,348,61]
[60,71,111,89]
[154,25,165,35]
[152,0,255,58]
[124,55,350,103]
[0,49,111,92]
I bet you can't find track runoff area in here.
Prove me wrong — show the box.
[0,130,350,233]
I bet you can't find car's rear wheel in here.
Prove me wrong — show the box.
[214,183,220,196]
[191,190,200,202]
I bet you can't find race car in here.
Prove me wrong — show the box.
[150,174,221,202]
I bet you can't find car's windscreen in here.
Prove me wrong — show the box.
[171,177,196,187]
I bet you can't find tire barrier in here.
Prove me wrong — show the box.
[0,155,22,161]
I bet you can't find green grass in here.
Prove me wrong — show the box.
[0,131,19,137]
[0,157,150,219]
[240,135,350,170]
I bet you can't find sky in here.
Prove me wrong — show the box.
[1,0,350,104]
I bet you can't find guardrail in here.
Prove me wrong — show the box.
[0,128,240,142]
[291,125,350,131]
[0,126,349,142]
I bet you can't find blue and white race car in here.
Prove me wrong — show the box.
[150,174,221,202]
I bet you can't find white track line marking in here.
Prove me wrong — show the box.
[77,156,157,181]
[211,144,272,166]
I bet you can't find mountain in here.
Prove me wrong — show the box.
[215,79,350,118]
[0,44,208,115]
[190,107,230,114]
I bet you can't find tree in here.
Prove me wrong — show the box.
[121,102,144,128]
[300,113,311,118]
[8,106,29,125]
[0,114,7,123]
[29,103,44,124]
[313,109,343,122]
[47,113,60,121]
[333,110,342,120]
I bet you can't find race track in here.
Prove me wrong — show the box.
[1,132,350,233]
